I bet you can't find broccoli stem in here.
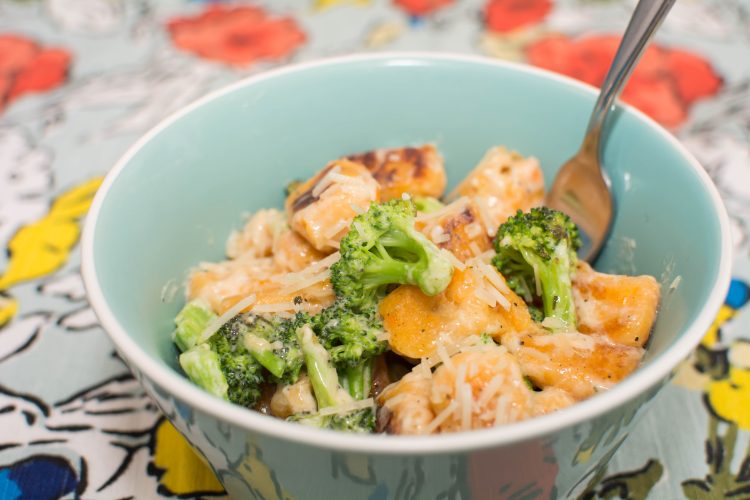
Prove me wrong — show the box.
[413,196,445,213]
[296,324,352,409]
[179,343,229,399]
[341,358,373,400]
[173,300,216,352]
[243,332,287,379]
[522,245,577,329]
[366,227,450,297]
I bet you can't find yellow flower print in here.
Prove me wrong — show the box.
[707,341,750,429]
[237,443,295,500]
[150,419,225,496]
[0,177,102,291]
[313,0,371,11]
[0,293,17,328]
[702,304,736,348]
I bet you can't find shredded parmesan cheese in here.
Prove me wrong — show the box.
[440,248,466,271]
[423,400,458,434]
[272,252,340,285]
[250,302,299,313]
[436,342,454,370]
[324,219,350,239]
[455,363,466,402]
[198,294,257,343]
[311,166,342,198]
[416,359,433,378]
[485,284,511,310]
[317,398,375,417]
[460,382,473,431]
[431,225,450,244]
[465,222,482,239]
[477,262,510,293]
[473,197,497,237]
[279,269,331,295]
[329,172,363,186]
[477,375,504,407]
[473,285,497,307]
[495,394,509,425]
[415,197,469,223]
[477,250,495,263]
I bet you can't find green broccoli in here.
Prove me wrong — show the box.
[296,324,352,409]
[174,297,310,406]
[413,196,445,213]
[492,207,582,332]
[208,321,265,407]
[288,407,375,433]
[312,300,386,401]
[178,343,229,399]
[340,358,374,401]
[330,199,454,309]
[289,324,376,433]
[233,313,305,384]
[312,301,386,367]
[173,300,216,352]
[177,319,265,407]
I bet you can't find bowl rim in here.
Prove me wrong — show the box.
[81,51,732,455]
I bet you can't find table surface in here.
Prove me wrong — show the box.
[1,0,749,498]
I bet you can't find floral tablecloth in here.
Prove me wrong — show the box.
[1,0,748,498]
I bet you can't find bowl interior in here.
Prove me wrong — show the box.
[90,55,724,434]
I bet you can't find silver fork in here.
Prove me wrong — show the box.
[546,0,676,263]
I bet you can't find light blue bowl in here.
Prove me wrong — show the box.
[82,53,731,498]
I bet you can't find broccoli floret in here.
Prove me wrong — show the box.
[331,199,454,309]
[209,322,265,407]
[296,323,353,409]
[288,407,375,433]
[413,196,445,213]
[234,313,305,384]
[332,406,375,432]
[492,207,582,332]
[312,301,387,368]
[177,315,265,407]
[311,290,389,401]
[175,304,309,407]
[173,300,216,352]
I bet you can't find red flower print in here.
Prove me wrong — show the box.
[393,0,454,17]
[0,34,72,113]
[484,0,552,33]
[166,5,306,67]
[526,34,723,128]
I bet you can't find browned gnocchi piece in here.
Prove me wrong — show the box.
[346,144,447,201]
[285,159,380,252]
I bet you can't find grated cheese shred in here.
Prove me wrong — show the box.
[415,197,469,223]
[423,400,458,435]
[198,293,257,343]
[317,398,375,417]
[311,166,342,198]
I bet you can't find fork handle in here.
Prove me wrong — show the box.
[584,0,676,153]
